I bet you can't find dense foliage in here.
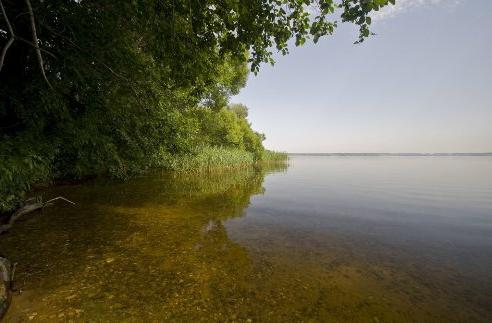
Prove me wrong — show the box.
[0,0,390,212]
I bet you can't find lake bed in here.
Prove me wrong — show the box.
[1,156,491,322]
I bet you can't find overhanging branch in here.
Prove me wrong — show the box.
[0,0,14,72]
[14,35,56,58]
[42,24,127,81]
[25,0,53,88]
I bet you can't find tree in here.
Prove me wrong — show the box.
[229,104,249,119]
[0,0,393,212]
[0,0,392,86]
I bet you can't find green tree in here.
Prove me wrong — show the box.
[0,0,392,212]
[229,104,249,119]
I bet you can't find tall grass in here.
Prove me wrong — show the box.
[159,147,288,172]
[262,150,289,162]
[162,146,255,171]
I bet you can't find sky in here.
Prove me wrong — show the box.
[232,0,492,153]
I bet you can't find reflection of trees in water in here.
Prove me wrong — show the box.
[0,163,287,321]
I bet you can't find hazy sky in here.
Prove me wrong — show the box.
[232,0,492,153]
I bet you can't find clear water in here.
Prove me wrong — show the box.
[1,156,491,322]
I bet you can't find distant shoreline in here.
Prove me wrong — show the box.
[288,153,492,156]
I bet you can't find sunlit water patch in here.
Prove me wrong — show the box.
[1,157,491,322]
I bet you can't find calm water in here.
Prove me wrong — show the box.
[1,156,492,322]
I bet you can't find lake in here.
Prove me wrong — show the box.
[1,156,491,322]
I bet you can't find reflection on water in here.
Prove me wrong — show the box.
[1,157,492,322]
[0,165,285,321]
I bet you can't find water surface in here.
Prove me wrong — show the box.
[1,156,491,322]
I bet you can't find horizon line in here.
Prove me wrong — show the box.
[286,152,492,156]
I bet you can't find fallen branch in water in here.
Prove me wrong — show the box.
[0,196,76,234]
[44,196,76,206]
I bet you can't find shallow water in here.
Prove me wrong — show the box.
[1,156,492,322]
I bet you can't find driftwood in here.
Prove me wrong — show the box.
[0,196,76,234]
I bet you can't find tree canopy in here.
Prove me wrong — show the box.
[1,0,393,84]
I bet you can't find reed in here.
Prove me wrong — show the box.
[262,150,289,163]
[163,147,288,172]
[163,146,254,171]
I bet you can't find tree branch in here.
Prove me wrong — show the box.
[42,23,127,81]
[44,196,76,205]
[25,0,53,89]
[14,35,56,58]
[0,0,14,72]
